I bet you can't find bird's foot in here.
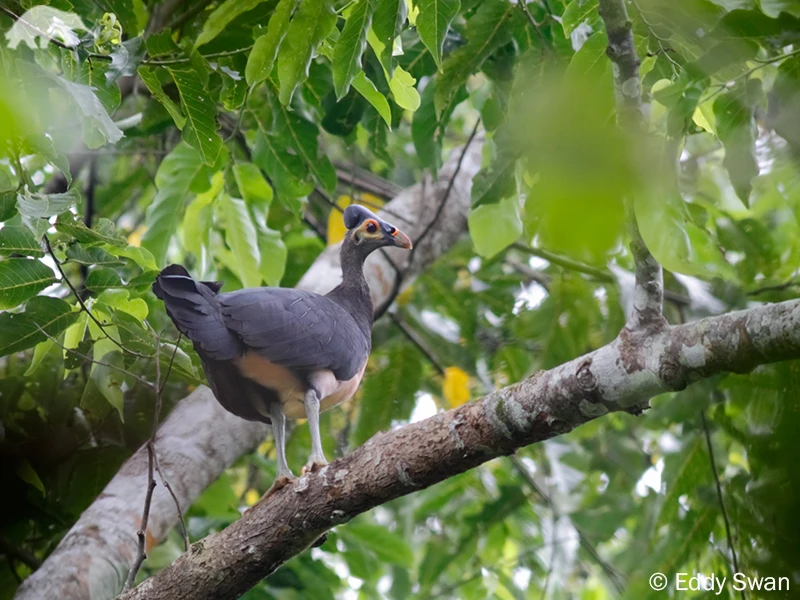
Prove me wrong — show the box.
[247,474,295,512]
[301,456,328,475]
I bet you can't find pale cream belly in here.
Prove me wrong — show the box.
[234,352,367,420]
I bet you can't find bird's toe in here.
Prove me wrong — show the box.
[302,457,328,475]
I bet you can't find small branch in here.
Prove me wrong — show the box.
[510,456,626,594]
[376,120,482,319]
[700,412,745,600]
[0,536,41,571]
[141,46,253,66]
[153,452,190,552]
[123,445,156,592]
[598,0,666,331]
[43,235,152,360]
[512,243,613,282]
[389,313,446,375]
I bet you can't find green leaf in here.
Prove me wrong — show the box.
[23,134,72,184]
[90,349,125,419]
[657,437,708,526]
[105,245,158,271]
[434,0,520,114]
[182,171,224,261]
[561,0,599,37]
[0,258,56,309]
[196,0,269,47]
[412,81,465,174]
[388,65,420,111]
[714,81,760,206]
[53,74,123,146]
[233,163,274,209]
[0,226,42,256]
[371,0,407,71]
[24,338,56,376]
[468,195,522,258]
[352,72,392,127]
[246,0,299,86]
[85,267,124,293]
[0,296,77,357]
[276,0,337,104]
[333,0,376,99]
[167,66,224,165]
[62,311,89,360]
[55,214,128,247]
[258,229,287,286]
[341,523,414,568]
[471,158,516,208]
[354,343,424,445]
[222,194,262,287]
[270,94,338,193]
[97,289,149,321]
[142,142,217,265]
[65,244,122,266]
[137,66,186,130]
[145,30,181,57]
[416,0,460,68]
[15,458,45,495]
[252,131,315,200]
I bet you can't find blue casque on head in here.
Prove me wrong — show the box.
[343,205,379,230]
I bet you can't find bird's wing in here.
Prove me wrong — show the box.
[219,288,370,381]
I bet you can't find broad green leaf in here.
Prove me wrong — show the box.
[561,0,598,37]
[55,214,127,247]
[412,81,465,174]
[341,523,414,568]
[388,65,420,111]
[90,348,125,419]
[167,67,224,165]
[371,0,407,71]
[0,258,57,309]
[246,0,299,86]
[105,245,158,271]
[0,296,77,357]
[15,458,45,495]
[196,0,268,47]
[62,310,89,360]
[416,0,460,68]
[657,437,708,526]
[471,159,516,208]
[252,131,315,200]
[222,194,262,288]
[145,30,181,56]
[233,163,274,209]
[714,81,759,206]
[0,226,42,256]
[258,229,287,286]
[65,244,122,267]
[85,267,124,293]
[137,66,186,130]
[22,134,71,184]
[142,142,216,265]
[276,0,337,104]
[182,171,224,262]
[333,0,376,99]
[97,289,149,321]
[270,94,338,193]
[468,195,522,258]
[564,31,613,115]
[354,343,424,445]
[352,72,392,127]
[52,74,123,146]
[434,0,520,114]
[24,338,56,376]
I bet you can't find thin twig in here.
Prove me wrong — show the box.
[35,325,155,388]
[152,451,190,551]
[124,444,156,591]
[375,120,481,320]
[389,313,446,375]
[142,46,253,66]
[0,536,42,570]
[510,455,627,594]
[701,411,745,600]
[43,235,151,360]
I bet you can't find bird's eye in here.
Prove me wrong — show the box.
[387,225,396,235]
[365,220,378,234]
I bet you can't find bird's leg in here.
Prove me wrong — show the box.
[259,402,295,501]
[303,389,328,474]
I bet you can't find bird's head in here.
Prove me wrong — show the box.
[343,204,413,253]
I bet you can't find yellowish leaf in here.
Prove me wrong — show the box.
[327,195,352,245]
[443,366,470,407]
[245,489,260,506]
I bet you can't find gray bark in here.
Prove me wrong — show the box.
[13,141,484,600]
[118,300,800,600]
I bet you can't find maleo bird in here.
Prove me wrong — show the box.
[153,205,412,495]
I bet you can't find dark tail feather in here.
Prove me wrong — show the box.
[153,265,241,361]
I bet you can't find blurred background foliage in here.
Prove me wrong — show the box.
[1,0,799,597]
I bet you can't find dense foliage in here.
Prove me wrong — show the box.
[1,0,800,597]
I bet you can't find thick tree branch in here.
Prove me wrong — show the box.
[14,142,483,600]
[598,0,665,331]
[119,300,800,600]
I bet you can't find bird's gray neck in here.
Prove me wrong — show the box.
[326,240,374,334]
